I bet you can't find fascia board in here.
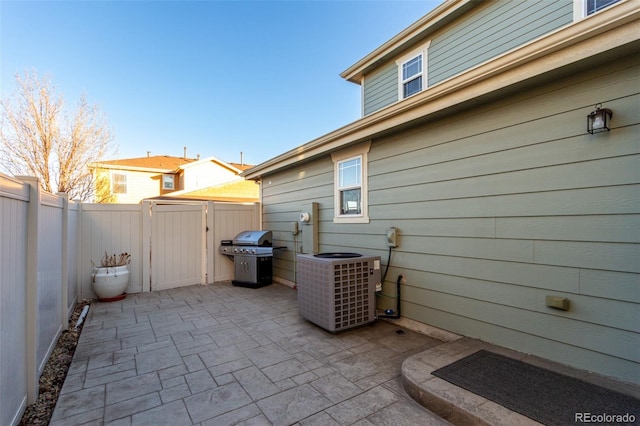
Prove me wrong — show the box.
[243,1,639,180]
[178,156,241,173]
[180,157,243,175]
[178,157,216,169]
[87,163,175,173]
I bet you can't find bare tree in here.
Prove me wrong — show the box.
[0,70,115,201]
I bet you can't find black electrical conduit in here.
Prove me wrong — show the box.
[376,246,401,319]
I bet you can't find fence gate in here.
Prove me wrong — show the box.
[150,203,206,291]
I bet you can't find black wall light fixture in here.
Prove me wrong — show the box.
[587,104,613,134]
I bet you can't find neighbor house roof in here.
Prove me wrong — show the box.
[89,155,254,174]
[176,156,253,174]
[89,156,196,173]
[242,0,639,180]
[228,163,254,172]
[145,179,259,203]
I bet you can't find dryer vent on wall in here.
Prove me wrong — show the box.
[297,253,381,332]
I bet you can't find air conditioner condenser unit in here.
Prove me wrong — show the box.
[296,253,381,332]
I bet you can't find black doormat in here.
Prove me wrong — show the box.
[432,350,640,426]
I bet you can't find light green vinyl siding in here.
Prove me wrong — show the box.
[429,0,572,85]
[363,62,398,116]
[263,53,640,384]
[361,0,573,116]
[261,159,334,282]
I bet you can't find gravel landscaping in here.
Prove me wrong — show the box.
[19,300,91,426]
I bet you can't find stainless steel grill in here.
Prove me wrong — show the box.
[220,230,274,288]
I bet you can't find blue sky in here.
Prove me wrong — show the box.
[1,0,440,166]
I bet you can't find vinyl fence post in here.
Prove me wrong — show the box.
[206,201,215,284]
[141,201,152,292]
[19,176,41,404]
[58,192,70,330]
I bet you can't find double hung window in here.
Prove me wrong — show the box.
[396,41,430,100]
[401,54,423,98]
[332,141,370,223]
[112,172,127,194]
[162,174,175,190]
[586,0,619,14]
[338,157,362,215]
[575,0,620,19]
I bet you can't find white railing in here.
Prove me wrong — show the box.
[0,174,259,426]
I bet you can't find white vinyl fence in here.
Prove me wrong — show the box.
[0,174,259,426]
[1,176,76,426]
[77,200,259,297]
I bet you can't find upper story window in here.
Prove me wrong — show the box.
[162,174,175,190]
[402,54,423,98]
[112,172,127,194]
[574,0,620,19]
[396,41,431,101]
[586,0,619,14]
[332,141,370,223]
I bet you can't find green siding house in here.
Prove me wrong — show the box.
[244,0,640,385]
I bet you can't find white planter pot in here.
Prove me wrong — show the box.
[92,265,129,301]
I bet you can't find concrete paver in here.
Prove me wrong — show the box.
[53,281,639,425]
[52,282,449,425]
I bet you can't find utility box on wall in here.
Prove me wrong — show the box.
[300,202,318,253]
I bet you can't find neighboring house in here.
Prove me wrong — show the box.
[89,154,253,203]
[243,0,640,385]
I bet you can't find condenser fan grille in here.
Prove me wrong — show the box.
[333,262,370,329]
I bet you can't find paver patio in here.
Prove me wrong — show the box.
[51,282,450,425]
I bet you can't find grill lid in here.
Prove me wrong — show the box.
[233,230,272,247]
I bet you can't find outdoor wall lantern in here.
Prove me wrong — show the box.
[587,104,613,134]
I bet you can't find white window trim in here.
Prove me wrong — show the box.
[111,172,127,194]
[396,40,431,101]
[573,0,620,20]
[401,54,423,98]
[162,174,175,190]
[331,141,371,224]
